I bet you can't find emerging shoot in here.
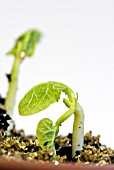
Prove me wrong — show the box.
[5,29,42,116]
[18,81,84,158]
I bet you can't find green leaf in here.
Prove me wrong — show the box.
[18,81,71,116]
[7,29,42,57]
[36,118,57,150]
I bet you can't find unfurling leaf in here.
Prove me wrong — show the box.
[7,29,42,57]
[36,118,57,150]
[18,81,71,116]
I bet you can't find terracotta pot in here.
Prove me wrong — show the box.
[0,159,114,170]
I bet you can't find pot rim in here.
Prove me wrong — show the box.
[0,158,114,170]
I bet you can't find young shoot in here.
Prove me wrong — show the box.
[5,29,42,116]
[18,81,84,158]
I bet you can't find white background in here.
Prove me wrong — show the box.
[0,0,114,148]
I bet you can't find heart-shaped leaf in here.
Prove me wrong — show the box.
[36,118,57,150]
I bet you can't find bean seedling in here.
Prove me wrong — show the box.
[18,81,84,158]
[5,29,42,116]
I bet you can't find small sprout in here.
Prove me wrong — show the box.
[18,81,84,158]
[5,29,42,116]
[7,29,42,57]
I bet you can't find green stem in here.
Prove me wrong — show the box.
[72,103,84,158]
[5,55,23,116]
[55,106,75,135]
[63,87,77,103]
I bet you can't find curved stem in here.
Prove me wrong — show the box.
[64,88,77,103]
[5,56,22,116]
[55,106,75,135]
[72,103,84,158]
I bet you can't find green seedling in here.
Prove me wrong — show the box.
[18,81,84,158]
[5,29,42,116]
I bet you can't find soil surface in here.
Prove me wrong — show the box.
[0,96,114,166]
